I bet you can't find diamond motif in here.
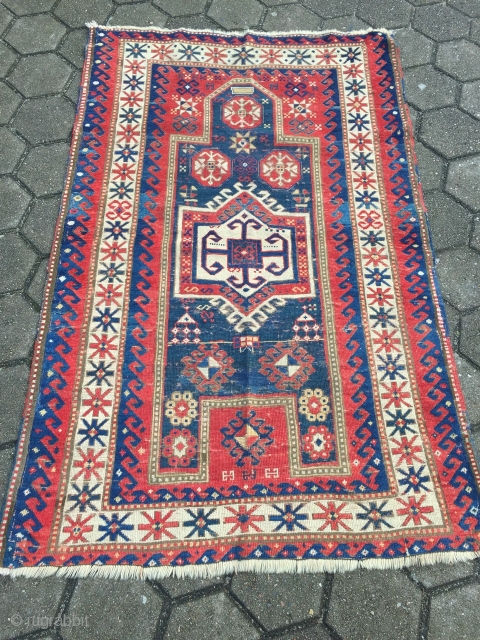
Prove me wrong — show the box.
[220,409,274,467]
[259,343,315,390]
[181,343,235,393]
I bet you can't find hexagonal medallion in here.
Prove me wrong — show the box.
[260,150,301,189]
[222,96,262,129]
[191,149,231,187]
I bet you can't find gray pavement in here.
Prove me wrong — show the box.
[0,0,480,638]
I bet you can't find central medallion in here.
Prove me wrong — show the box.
[198,214,294,299]
[174,185,315,330]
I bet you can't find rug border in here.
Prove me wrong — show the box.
[1,25,479,579]
[0,549,479,579]
[0,27,97,567]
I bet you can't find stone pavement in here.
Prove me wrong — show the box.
[0,0,480,637]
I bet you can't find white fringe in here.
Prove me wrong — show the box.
[85,21,392,39]
[1,550,479,580]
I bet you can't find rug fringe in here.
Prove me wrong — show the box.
[2,550,479,580]
[85,22,393,39]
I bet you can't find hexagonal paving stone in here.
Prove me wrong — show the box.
[430,584,480,640]
[436,247,480,311]
[54,0,114,29]
[444,300,460,348]
[275,624,331,640]
[5,14,67,54]
[17,143,69,196]
[0,233,37,294]
[231,573,324,631]
[1,360,25,437]
[404,65,457,111]
[2,0,56,15]
[65,70,81,104]
[0,126,25,174]
[0,293,38,362]
[447,155,480,210]
[302,0,357,18]
[415,142,445,192]
[461,81,480,119]
[322,15,370,32]
[455,353,480,424]
[0,81,21,124]
[111,3,168,28]
[208,0,264,30]
[0,42,17,78]
[14,96,74,145]
[460,309,480,368]
[0,577,67,640]
[160,575,224,597]
[472,18,480,45]
[0,176,30,229]
[0,364,28,442]
[8,53,73,97]
[165,592,259,640]
[263,5,323,31]
[27,258,48,306]
[59,28,87,69]
[327,569,422,640]
[0,447,14,509]
[0,4,14,34]
[412,4,471,41]
[407,104,419,133]
[409,560,475,588]
[63,580,162,640]
[472,216,480,250]
[357,0,412,28]
[421,108,480,159]
[168,14,217,29]
[154,0,208,16]
[393,28,433,69]
[447,0,480,16]
[425,191,472,251]
[22,196,60,255]
[436,40,480,81]
[261,0,297,6]
[471,428,480,455]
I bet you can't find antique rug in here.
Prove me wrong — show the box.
[1,26,480,579]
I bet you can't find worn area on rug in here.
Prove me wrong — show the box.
[1,26,479,579]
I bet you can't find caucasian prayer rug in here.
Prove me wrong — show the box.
[1,26,480,579]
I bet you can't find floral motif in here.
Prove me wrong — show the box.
[222,97,262,129]
[162,428,197,467]
[191,149,230,186]
[165,391,198,426]
[260,150,301,188]
[302,425,334,461]
[298,388,330,422]
[230,131,257,154]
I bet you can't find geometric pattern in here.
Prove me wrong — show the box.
[174,188,315,320]
[0,26,479,580]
